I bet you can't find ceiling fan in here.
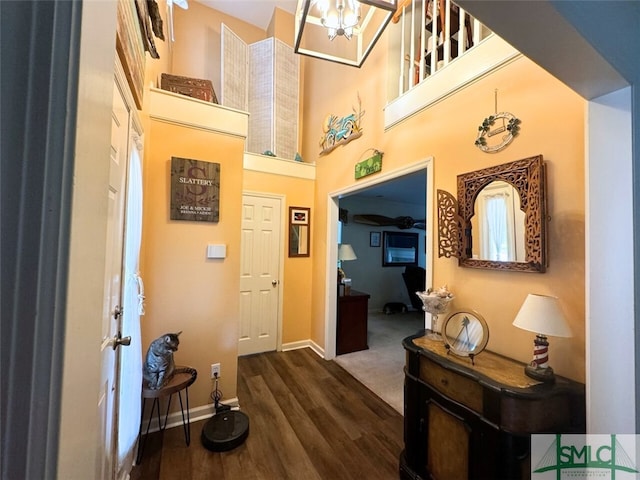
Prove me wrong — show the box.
[353,214,425,230]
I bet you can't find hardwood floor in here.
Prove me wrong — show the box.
[131,348,404,480]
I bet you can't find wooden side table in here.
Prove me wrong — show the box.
[336,290,370,355]
[136,367,197,464]
[400,332,585,479]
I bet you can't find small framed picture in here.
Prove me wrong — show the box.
[370,231,381,247]
[290,207,309,225]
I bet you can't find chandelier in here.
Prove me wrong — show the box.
[294,0,397,67]
[318,0,361,40]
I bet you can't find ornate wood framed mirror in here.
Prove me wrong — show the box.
[438,155,547,272]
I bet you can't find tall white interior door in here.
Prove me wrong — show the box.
[239,194,282,355]
[97,80,131,479]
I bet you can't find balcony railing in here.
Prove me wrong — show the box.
[390,0,492,97]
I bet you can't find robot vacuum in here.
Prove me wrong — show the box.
[201,410,250,452]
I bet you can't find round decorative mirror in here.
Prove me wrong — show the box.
[442,310,489,363]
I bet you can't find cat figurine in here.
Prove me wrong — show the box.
[143,331,182,390]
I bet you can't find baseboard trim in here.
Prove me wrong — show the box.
[144,397,240,433]
[281,340,325,358]
[281,340,310,351]
[308,340,325,358]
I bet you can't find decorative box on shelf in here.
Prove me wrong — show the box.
[160,73,218,104]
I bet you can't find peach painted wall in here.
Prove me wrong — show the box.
[266,7,295,47]
[139,5,310,410]
[301,44,586,381]
[148,8,586,387]
[243,170,315,344]
[169,6,306,165]
[142,119,244,408]
[172,2,267,99]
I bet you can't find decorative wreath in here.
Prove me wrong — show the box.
[474,112,521,153]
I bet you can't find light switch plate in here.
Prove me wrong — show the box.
[207,244,226,259]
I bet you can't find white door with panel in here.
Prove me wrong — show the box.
[239,195,282,355]
[97,80,132,479]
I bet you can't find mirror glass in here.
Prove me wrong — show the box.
[442,310,489,358]
[471,181,526,262]
[289,225,309,256]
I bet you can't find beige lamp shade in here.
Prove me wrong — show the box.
[338,243,357,261]
[512,294,572,338]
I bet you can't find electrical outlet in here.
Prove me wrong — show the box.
[211,363,221,379]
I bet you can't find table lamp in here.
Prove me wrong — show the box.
[512,294,572,383]
[337,243,357,281]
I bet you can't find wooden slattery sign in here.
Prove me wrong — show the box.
[170,157,220,222]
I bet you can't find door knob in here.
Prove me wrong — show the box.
[272,280,278,286]
[112,332,131,350]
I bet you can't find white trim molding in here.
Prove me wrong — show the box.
[324,158,434,360]
[308,340,325,359]
[281,340,312,351]
[243,152,316,180]
[384,34,520,130]
[281,341,325,359]
[148,87,249,138]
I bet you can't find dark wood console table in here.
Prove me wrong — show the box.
[400,331,585,480]
[336,290,370,355]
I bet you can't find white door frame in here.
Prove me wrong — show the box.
[114,57,144,480]
[324,158,434,360]
[242,190,286,352]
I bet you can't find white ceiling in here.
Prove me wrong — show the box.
[196,0,297,30]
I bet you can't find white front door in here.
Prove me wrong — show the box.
[97,80,130,479]
[239,194,282,355]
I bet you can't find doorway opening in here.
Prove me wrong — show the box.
[324,158,434,363]
[326,159,433,411]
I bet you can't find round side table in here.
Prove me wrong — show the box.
[136,367,197,464]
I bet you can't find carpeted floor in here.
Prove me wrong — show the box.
[334,309,426,414]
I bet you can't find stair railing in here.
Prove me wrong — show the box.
[394,0,488,97]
